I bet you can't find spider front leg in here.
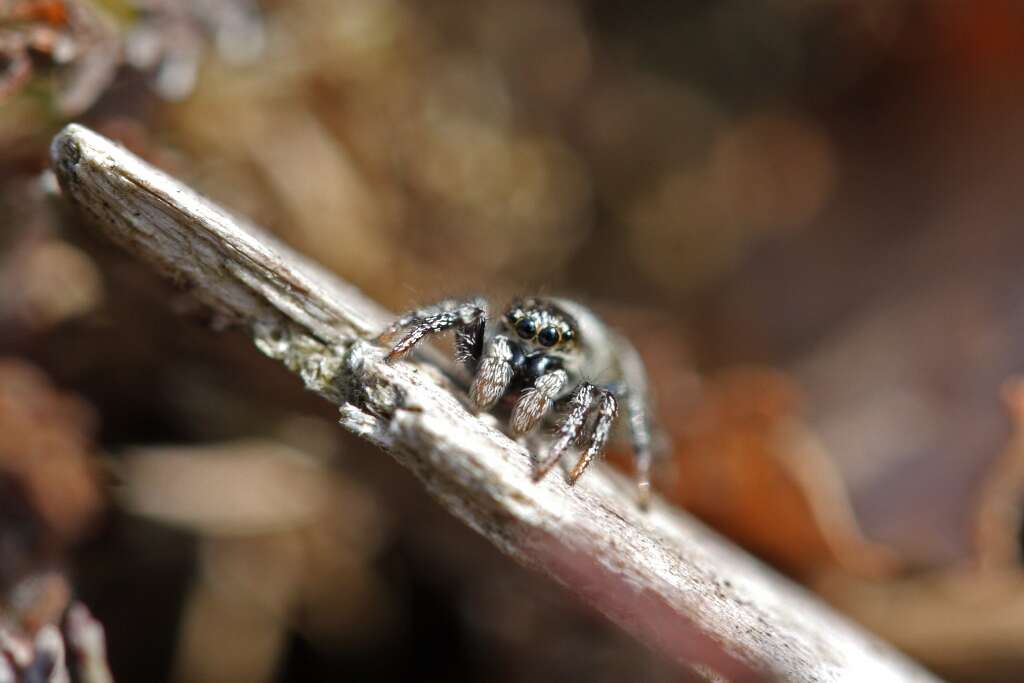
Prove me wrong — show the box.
[532,383,595,482]
[379,296,482,339]
[510,370,568,434]
[381,297,486,364]
[569,388,618,484]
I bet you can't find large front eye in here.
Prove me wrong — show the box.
[537,326,560,347]
[516,318,536,339]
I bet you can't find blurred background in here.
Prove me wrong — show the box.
[4,1,1024,681]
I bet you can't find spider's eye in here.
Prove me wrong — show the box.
[537,326,560,347]
[516,318,536,339]
[562,328,575,343]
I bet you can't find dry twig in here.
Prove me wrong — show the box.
[50,123,943,683]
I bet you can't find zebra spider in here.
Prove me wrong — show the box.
[380,296,660,505]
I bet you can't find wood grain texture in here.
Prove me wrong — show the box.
[51,123,943,683]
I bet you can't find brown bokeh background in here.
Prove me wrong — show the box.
[5,1,1024,681]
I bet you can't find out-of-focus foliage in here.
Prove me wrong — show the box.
[0,358,109,682]
[7,0,1024,681]
[0,359,101,584]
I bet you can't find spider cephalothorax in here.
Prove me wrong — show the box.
[503,298,577,351]
[380,296,659,505]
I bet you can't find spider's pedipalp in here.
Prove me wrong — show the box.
[511,369,567,434]
[386,311,458,362]
[469,335,515,410]
[570,389,618,485]
[533,383,595,482]
[378,300,458,341]
[383,297,486,363]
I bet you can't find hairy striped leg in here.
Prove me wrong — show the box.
[532,383,595,482]
[378,296,485,339]
[381,297,486,363]
[569,389,618,484]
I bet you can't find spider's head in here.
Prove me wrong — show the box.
[503,298,578,352]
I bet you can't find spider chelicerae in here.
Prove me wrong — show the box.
[379,296,660,505]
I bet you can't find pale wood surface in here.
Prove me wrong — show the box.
[51,123,943,683]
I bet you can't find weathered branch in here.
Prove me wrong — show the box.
[50,123,943,683]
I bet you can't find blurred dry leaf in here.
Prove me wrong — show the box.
[118,440,331,535]
[664,367,898,578]
[0,358,103,558]
[818,571,1024,683]
[0,236,104,333]
[813,378,1024,682]
[974,377,1024,574]
[120,439,394,682]
[599,310,896,580]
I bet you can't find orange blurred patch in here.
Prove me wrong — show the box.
[935,2,1024,84]
[8,0,68,26]
[973,377,1024,574]
[0,358,103,544]
[610,365,898,579]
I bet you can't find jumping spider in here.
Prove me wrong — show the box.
[380,296,659,505]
